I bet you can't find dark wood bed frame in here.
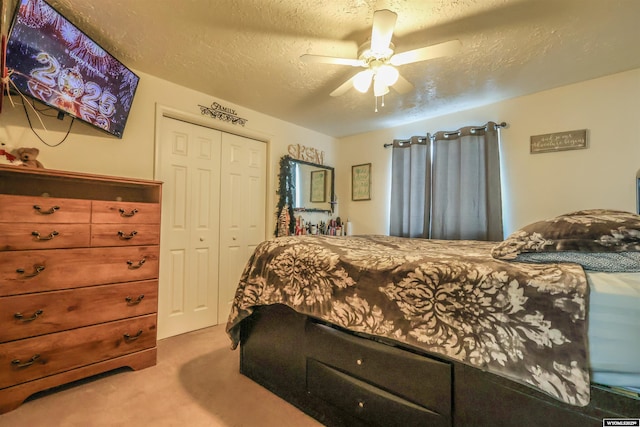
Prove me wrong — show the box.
[238,304,639,427]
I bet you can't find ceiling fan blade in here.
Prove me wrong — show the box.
[392,73,414,94]
[300,54,364,67]
[390,40,462,66]
[370,9,397,54]
[330,75,357,97]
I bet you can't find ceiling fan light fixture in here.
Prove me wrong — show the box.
[377,64,399,86]
[373,77,389,97]
[302,8,459,110]
[353,69,374,93]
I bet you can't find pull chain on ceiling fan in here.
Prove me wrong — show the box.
[300,9,461,111]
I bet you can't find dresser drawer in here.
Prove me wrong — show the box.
[0,223,90,251]
[0,314,156,389]
[308,360,450,427]
[0,195,90,223]
[0,246,160,296]
[0,280,158,343]
[92,200,161,224]
[91,224,160,247]
[306,322,451,417]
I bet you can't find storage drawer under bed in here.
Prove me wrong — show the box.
[305,321,452,426]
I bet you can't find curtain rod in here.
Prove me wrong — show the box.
[384,121,507,148]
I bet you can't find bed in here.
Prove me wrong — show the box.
[226,209,640,426]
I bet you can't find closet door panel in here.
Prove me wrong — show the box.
[157,117,220,339]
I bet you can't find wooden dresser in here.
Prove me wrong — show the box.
[0,165,161,414]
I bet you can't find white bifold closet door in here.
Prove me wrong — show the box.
[157,117,266,339]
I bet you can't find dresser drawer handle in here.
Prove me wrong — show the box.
[123,330,143,342]
[32,230,59,241]
[11,354,41,369]
[16,265,46,278]
[14,310,44,322]
[119,208,139,217]
[118,230,138,240]
[125,295,145,305]
[33,205,60,215]
[126,258,146,269]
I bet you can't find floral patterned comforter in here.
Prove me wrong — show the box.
[226,235,590,406]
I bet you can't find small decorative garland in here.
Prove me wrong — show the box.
[275,155,295,237]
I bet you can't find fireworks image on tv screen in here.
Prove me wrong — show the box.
[6,0,139,138]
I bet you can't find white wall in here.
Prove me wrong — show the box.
[336,68,640,236]
[4,68,639,239]
[0,70,337,236]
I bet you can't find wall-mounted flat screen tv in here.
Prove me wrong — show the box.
[6,0,139,138]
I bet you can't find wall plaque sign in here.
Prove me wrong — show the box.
[352,163,371,201]
[530,129,587,154]
[198,102,247,126]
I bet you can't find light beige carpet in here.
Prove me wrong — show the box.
[0,324,323,426]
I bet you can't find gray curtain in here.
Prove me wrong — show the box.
[389,136,431,238]
[389,122,503,241]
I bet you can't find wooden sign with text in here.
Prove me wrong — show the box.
[530,129,587,154]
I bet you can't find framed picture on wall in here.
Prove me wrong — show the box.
[351,163,371,201]
[310,170,326,202]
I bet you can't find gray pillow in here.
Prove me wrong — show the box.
[492,209,640,266]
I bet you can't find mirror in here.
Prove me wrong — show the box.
[289,158,335,213]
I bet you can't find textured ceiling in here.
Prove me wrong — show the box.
[9,0,640,138]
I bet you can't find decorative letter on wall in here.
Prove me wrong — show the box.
[287,144,324,165]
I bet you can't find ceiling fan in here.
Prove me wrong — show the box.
[300,9,461,109]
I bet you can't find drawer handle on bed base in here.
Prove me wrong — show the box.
[123,330,143,342]
[125,295,145,305]
[119,208,139,217]
[31,230,59,241]
[117,230,138,240]
[126,258,146,269]
[16,265,46,278]
[11,354,41,369]
[33,205,60,215]
[14,310,44,322]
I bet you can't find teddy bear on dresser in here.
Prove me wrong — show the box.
[16,147,45,168]
[0,142,23,165]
